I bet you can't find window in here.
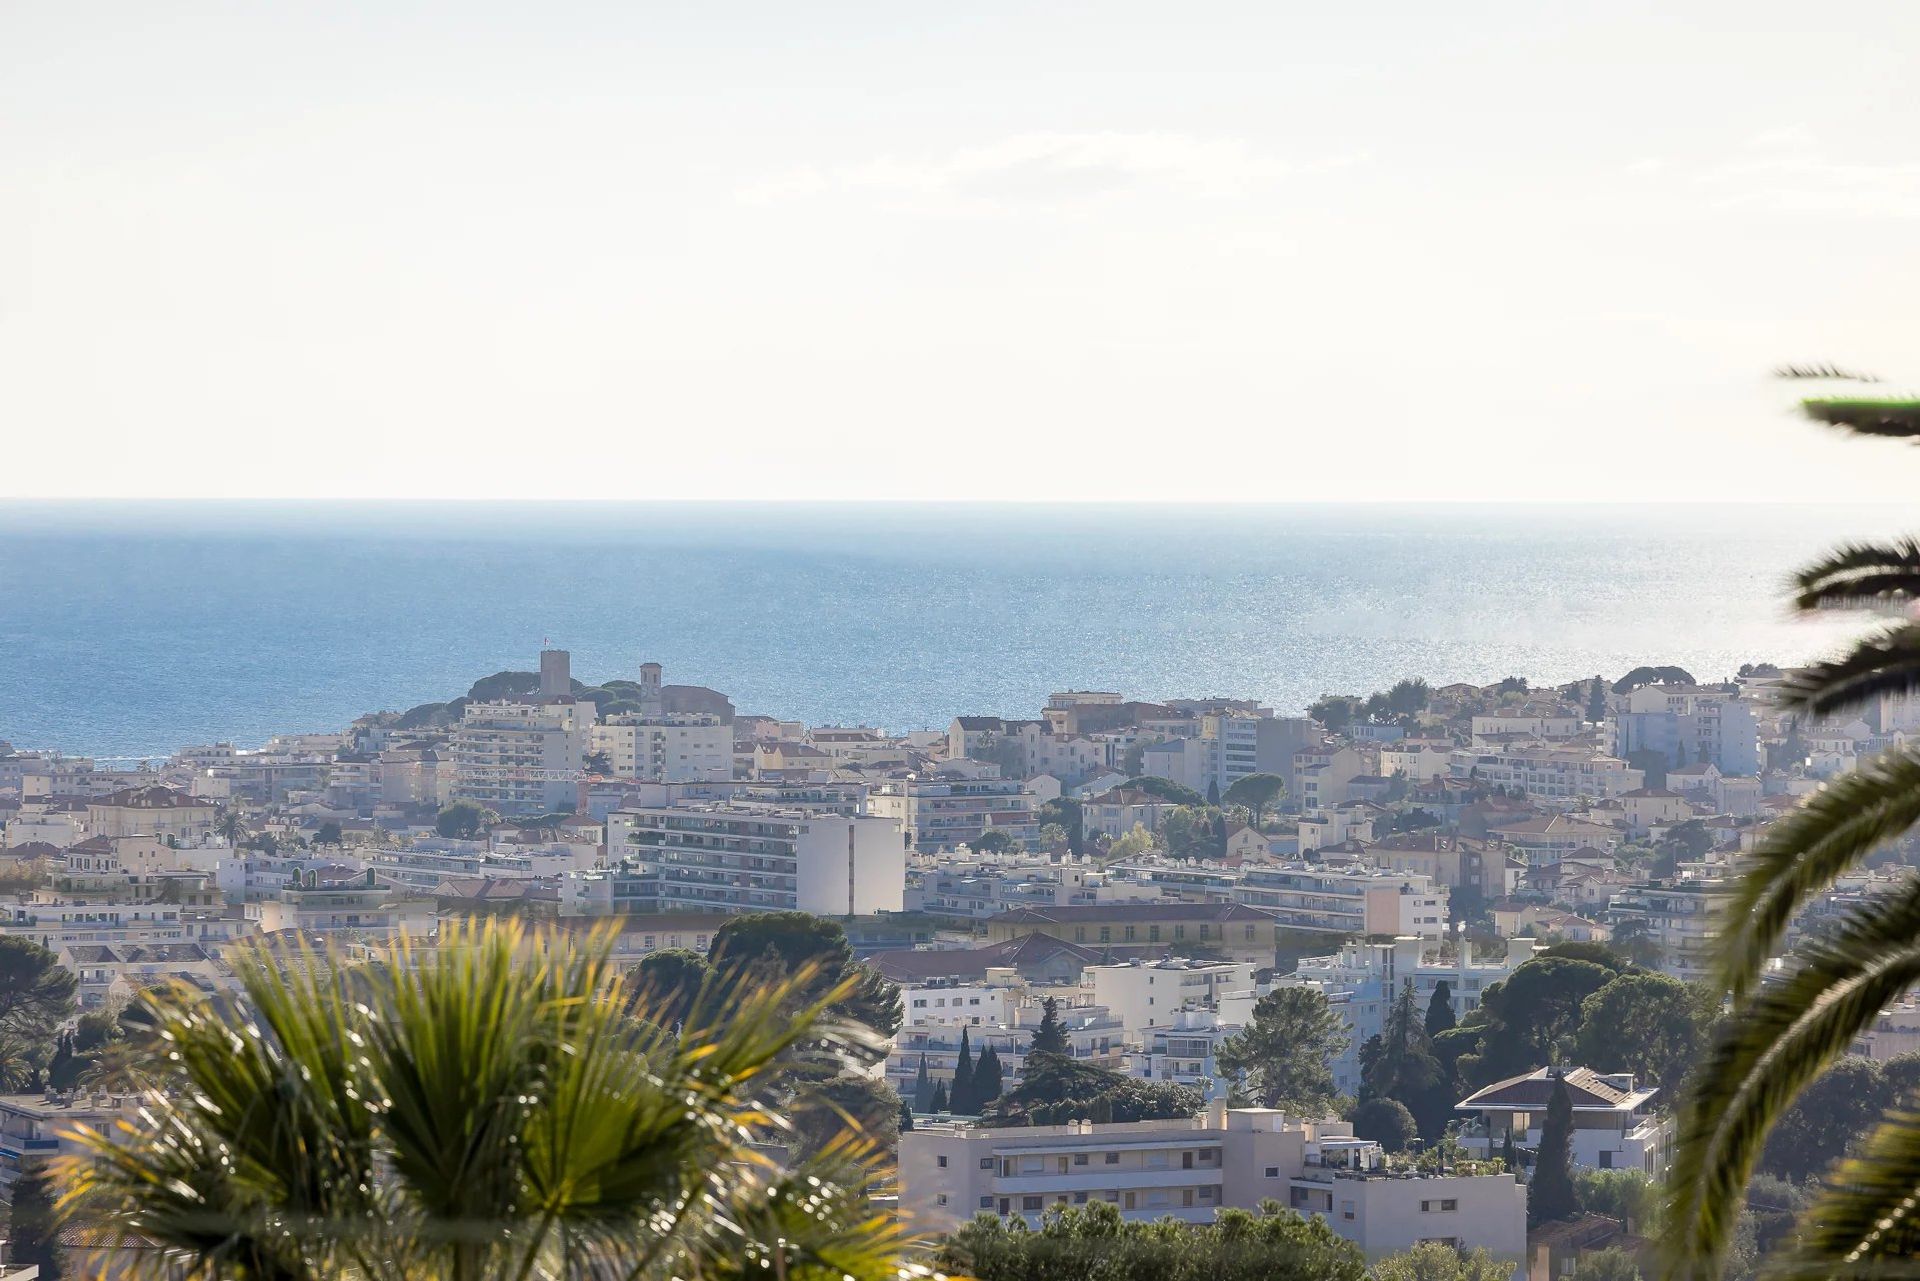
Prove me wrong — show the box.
[979,1197,994,1209]
[1599,1151,1615,1169]
[1123,1192,1137,1210]
[936,1155,947,1168]
[1175,924,1186,940]
[1181,1189,1195,1207]
[980,1158,994,1170]
[1022,1197,1043,1212]
[1073,1153,1089,1166]
[936,1194,949,1207]
[1265,1166,1281,1178]
[1073,1192,1089,1204]
[1341,1200,1355,1221]
[1105,1152,1121,1164]
[1125,925,1137,941]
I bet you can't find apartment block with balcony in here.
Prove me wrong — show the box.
[589,714,732,783]
[1456,1066,1672,1176]
[868,770,1041,853]
[595,802,904,916]
[1085,956,1257,1038]
[901,1106,1526,1267]
[1233,865,1449,939]
[887,995,1127,1100]
[451,700,591,817]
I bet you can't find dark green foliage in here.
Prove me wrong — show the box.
[913,1054,933,1112]
[1352,1097,1418,1152]
[1309,695,1360,731]
[1529,1074,1578,1225]
[434,800,491,840]
[1571,1247,1643,1281]
[465,670,544,701]
[788,1073,902,1159]
[314,821,343,847]
[1587,676,1609,724]
[1758,1056,1904,1182]
[1611,666,1696,693]
[1572,972,1709,1092]
[8,1161,62,1281]
[930,1079,949,1113]
[898,1100,913,1132]
[1222,774,1286,826]
[629,948,713,1029]
[952,1027,976,1113]
[974,1043,1004,1107]
[940,1197,1368,1281]
[1216,986,1344,1115]
[1035,798,1084,854]
[1120,777,1206,807]
[1426,980,1456,1039]
[0,937,76,1039]
[984,1052,1200,1128]
[395,700,461,730]
[974,830,1014,854]
[1389,808,1442,833]
[1029,997,1069,1055]
[1538,941,1627,972]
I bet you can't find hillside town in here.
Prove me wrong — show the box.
[0,649,1907,1278]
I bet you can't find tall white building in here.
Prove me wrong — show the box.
[868,770,1042,852]
[452,700,592,816]
[589,714,732,782]
[594,801,905,916]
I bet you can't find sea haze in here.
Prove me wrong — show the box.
[0,501,1903,761]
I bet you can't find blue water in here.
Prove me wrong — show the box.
[0,502,1905,761]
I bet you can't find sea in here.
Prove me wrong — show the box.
[0,501,1909,763]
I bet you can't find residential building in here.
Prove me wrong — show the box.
[84,785,217,843]
[1233,865,1449,939]
[1608,685,1761,776]
[1084,957,1258,1037]
[868,770,1041,853]
[1080,788,1181,839]
[900,1106,1527,1267]
[1457,1066,1672,1176]
[1606,875,1732,980]
[589,713,732,782]
[983,903,1281,964]
[1450,746,1644,802]
[590,802,905,916]
[451,699,591,817]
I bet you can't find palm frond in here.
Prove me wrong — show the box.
[1714,745,1920,1001]
[1775,1105,1920,1279]
[1663,879,1920,1280]
[1802,399,1920,440]
[1776,364,1881,383]
[1792,540,1920,612]
[1773,624,1920,718]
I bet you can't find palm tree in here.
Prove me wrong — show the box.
[54,918,924,1281]
[1664,370,1920,1279]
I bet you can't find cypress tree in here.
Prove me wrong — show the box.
[974,1042,1004,1106]
[898,1100,914,1132]
[1030,997,1069,1055]
[929,1079,949,1113]
[912,1053,933,1112]
[951,1027,976,1114]
[1425,980,1456,1039]
[1528,1073,1578,1225]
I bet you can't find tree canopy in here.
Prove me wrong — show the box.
[984,1052,1200,1127]
[1215,986,1344,1115]
[434,800,493,840]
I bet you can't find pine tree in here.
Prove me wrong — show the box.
[951,1027,975,1114]
[1425,980,1456,1039]
[1030,997,1069,1055]
[974,1042,1003,1106]
[912,1053,933,1112]
[929,1079,949,1113]
[9,1161,61,1281]
[898,1100,914,1132]
[1207,779,1221,807]
[1529,1073,1578,1225]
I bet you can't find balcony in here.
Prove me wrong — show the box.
[991,1167,1223,1195]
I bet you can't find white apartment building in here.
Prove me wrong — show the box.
[1606,876,1733,981]
[1855,998,1920,1060]
[452,700,591,816]
[900,1106,1526,1268]
[590,714,732,782]
[1449,745,1644,801]
[1379,742,1454,784]
[595,802,905,916]
[244,873,437,937]
[1130,1008,1242,1099]
[1233,865,1449,939]
[1085,957,1257,1038]
[868,771,1042,853]
[1470,711,1582,744]
[1279,936,1541,1096]
[1457,1067,1672,1177]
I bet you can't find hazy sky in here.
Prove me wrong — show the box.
[4,3,1918,501]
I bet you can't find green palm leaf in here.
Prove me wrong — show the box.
[1801,399,1920,440]
[1774,624,1920,718]
[1664,879,1920,1279]
[1775,1106,1920,1278]
[1714,745,1920,1001]
[1792,540,1920,612]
